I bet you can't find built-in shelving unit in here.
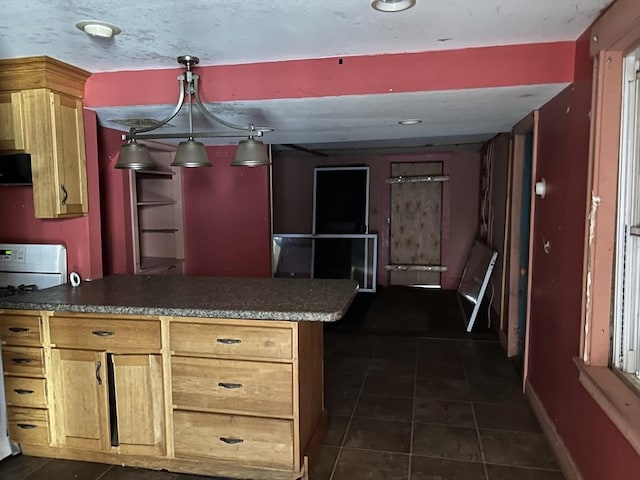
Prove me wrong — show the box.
[129,143,185,275]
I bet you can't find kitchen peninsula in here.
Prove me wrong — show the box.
[0,275,358,480]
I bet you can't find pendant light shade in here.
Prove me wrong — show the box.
[115,139,154,170]
[115,55,272,170]
[171,138,211,167]
[231,137,270,167]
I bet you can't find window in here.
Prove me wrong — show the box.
[613,50,640,387]
[576,0,640,453]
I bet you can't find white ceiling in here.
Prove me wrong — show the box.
[1,0,614,151]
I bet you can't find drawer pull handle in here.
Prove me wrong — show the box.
[96,360,103,386]
[216,338,241,345]
[218,382,243,389]
[92,330,115,337]
[8,327,29,333]
[219,437,244,445]
[17,424,37,430]
[11,358,33,365]
[13,389,34,395]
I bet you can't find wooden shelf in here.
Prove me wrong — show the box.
[140,256,183,271]
[130,146,185,276]
[137,200,176,206]
[136,169,174,177]
[141,229,179,234]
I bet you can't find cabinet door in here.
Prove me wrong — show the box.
[112,354,165,455]
[0,92,25,151]
[51,349,110,450]
[19,89,88,218]
[51,91,88,217]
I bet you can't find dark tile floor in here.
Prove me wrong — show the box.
[0,288,564,480]
[315,332,564,480]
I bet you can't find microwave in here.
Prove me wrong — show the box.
[0,153,32,185]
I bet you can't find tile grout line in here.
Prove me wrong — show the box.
[327,336,380,480]
[94,463,115,480]
[460,346,490,480]
[407,339,418,480]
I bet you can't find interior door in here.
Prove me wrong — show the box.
[389,162,443,286]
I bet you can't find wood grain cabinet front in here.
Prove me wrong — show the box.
[50,317,161,352]
[171,356,294,416]
[0,312,49,448]
[170,322,292,359]
[173,410,294,470]
[0,91,25,151]
[50,348,165,455]
[0,56,90,218]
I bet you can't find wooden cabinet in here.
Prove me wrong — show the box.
[0,311,326,480]
[49,315,165,454]
[169,318,324,476]
[0,92,25,151]
[0,312,50,446]
[0,56,90,218]
[50,349,110,450]
[130,143,185,274]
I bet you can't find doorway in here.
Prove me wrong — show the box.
[388,162,443,287]
[312,166,369,279]
[502,111,538,380]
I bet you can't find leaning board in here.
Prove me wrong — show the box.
[457,240,498,332]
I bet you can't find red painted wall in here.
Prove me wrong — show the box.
[0,110,103,281]
[85,42,575,108]
[98,127,135,275]
[528,31,640,479]
[98,131,271,278]
[182,146,271,277]
[271,150,480,288]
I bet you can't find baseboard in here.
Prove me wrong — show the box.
[525,380,583,480]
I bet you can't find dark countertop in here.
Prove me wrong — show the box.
[0,275,359,322]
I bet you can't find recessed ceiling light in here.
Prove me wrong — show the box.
[75,20,122,38]
[398,119,422,125]
[371,0,416,13]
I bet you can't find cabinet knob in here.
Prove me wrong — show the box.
[219,437,244,445]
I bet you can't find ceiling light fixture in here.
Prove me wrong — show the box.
[371,0,416,13]
[115,55,272,170]
[75,20,121,38]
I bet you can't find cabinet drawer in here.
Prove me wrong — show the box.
[172,357,293,416]
[174,410,293,470]
[7,407,49,445]
[0,315,42,346]
[51,317,161,351]
[4,377,47,407]
[1,346,44,376]
[170,323,292,359]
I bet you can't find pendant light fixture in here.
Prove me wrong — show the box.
[115,55,272,170]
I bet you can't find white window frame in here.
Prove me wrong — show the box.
[613,51,640,385]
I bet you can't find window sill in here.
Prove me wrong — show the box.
[574,358,640,455]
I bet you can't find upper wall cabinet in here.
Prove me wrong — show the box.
[0,56,90,218]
